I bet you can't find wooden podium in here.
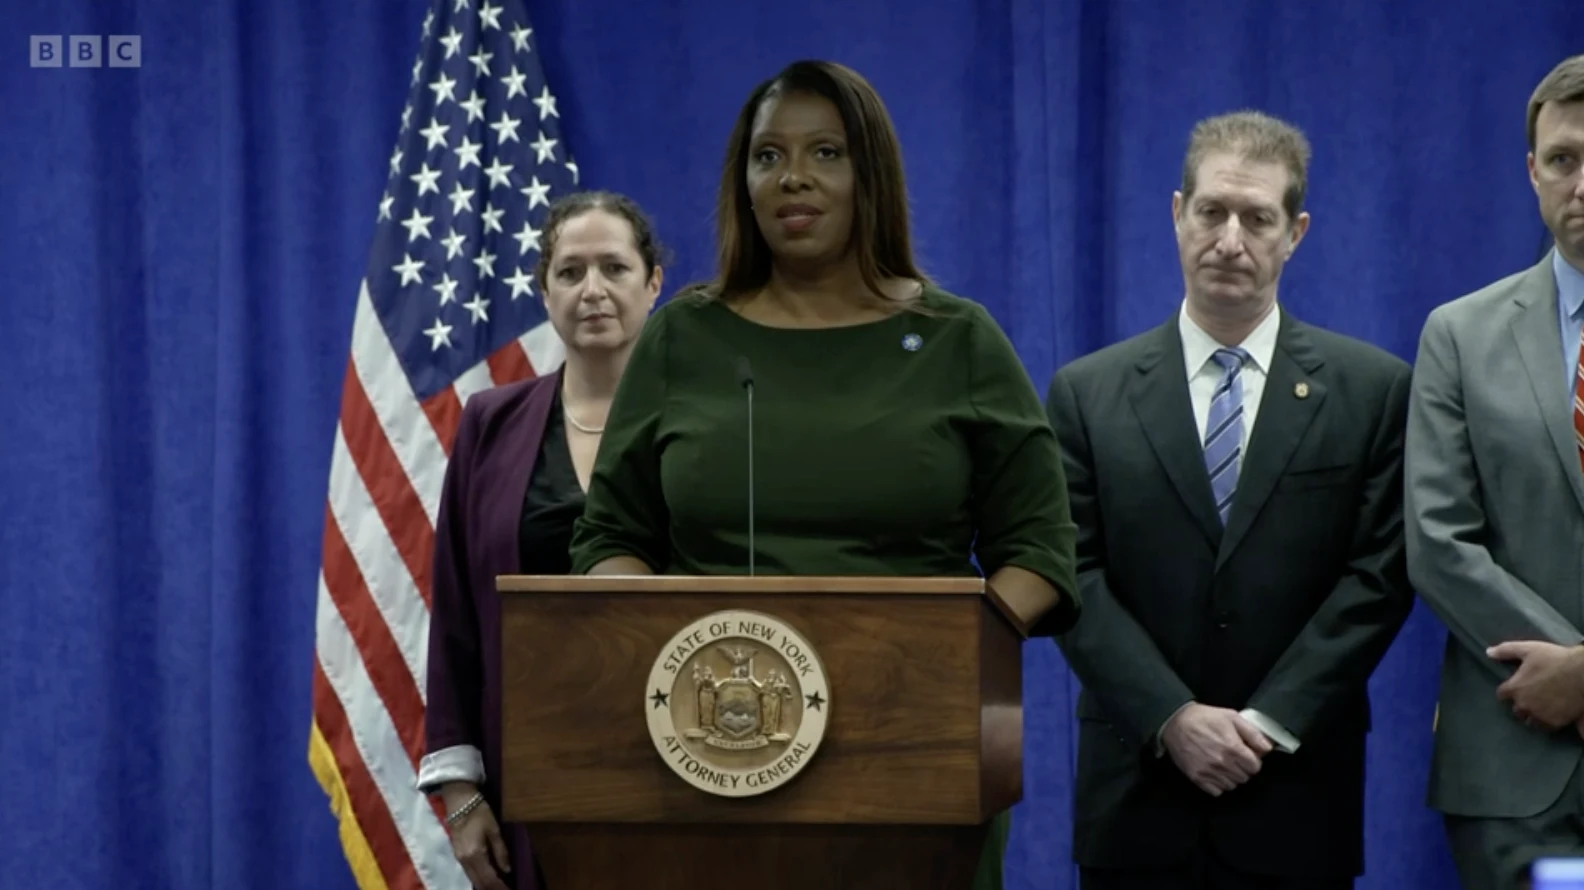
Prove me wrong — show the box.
[496,575,1025,889]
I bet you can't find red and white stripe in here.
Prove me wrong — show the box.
[310,278,559,890]
[1573,338,1584,469]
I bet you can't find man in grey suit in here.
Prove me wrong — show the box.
[1048,110,1415,889]
[1405,54,1584,890]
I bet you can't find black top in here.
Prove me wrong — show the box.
[517,383,586,574]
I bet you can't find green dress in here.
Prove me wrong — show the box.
[569,285,1081,889]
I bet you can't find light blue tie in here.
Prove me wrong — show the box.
[1204,347,1250,526]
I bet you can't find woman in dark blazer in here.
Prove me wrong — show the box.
[417,190,668,890]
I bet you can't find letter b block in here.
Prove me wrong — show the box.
[69,35,102,68]
[30,36,62,68]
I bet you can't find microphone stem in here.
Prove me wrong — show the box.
[747,382,755,577]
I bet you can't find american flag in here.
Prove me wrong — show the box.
[307,0,577,887]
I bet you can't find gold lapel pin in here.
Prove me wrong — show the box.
[1294,382,1310,399]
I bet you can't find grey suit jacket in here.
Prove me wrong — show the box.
[1405,252,1584,818]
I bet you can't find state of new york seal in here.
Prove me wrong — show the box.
[644,610,830,797]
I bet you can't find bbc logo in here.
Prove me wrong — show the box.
[30,35,141,68]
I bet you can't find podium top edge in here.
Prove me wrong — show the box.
[494,575,988,596]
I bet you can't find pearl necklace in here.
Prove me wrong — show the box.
[563,406,604,434]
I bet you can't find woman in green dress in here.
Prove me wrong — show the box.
[567,59,1080,889]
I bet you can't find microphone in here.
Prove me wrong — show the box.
[735,356,756,577]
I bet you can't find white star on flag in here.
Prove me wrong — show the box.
[530,131,557,163]
[533,86,558,120]
[432,272,460,306]
[463,294,491,323]
[468,48,493,77]
[410,163,442,195]
[513,221,541,254]
[480,203,506,234]
[505,267,535,299]
[502,66,528,99]
[454,136,484,170]
[478,2,504,31]
[420,119,451,151]
[490,111,522,145]
[509,24,532,52]
[483,158,514,190]
[460,90,487,123]
[423,318,454,349]
[521,175,550,208]
[392,253,424,285]
[429,72,458,105]
[401,208,435,243]
[447,182,476,215]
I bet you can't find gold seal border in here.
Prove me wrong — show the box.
[643,609,831,798]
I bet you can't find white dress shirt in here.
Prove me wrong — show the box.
[1156,301,1301,755]
[1179,300,1279,453]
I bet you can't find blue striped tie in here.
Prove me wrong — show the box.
[1204,347,1251,526]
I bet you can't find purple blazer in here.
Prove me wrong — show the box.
[425,370,561,890]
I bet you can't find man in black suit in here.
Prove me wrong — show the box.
[1045,110,1415,889]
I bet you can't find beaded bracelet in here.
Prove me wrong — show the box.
[444,792,486,827]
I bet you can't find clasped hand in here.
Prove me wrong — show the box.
[1161,703,1273,797]
[1486,641,1584,734]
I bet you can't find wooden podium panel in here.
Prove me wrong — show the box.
[528,824,989,889]
[496,575,1023,889]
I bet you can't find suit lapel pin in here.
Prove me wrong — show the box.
[1294,381,1310,399]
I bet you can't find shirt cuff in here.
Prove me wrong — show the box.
[1240,708,1301,754]
[416,745,485,794]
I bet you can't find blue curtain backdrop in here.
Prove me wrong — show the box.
[4,0,1583,887]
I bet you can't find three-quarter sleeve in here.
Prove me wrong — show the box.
[569,304,673,574]
[964,305,1080,635]
[420,394,487,789]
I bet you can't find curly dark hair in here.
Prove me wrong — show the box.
[534,190,670,291]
